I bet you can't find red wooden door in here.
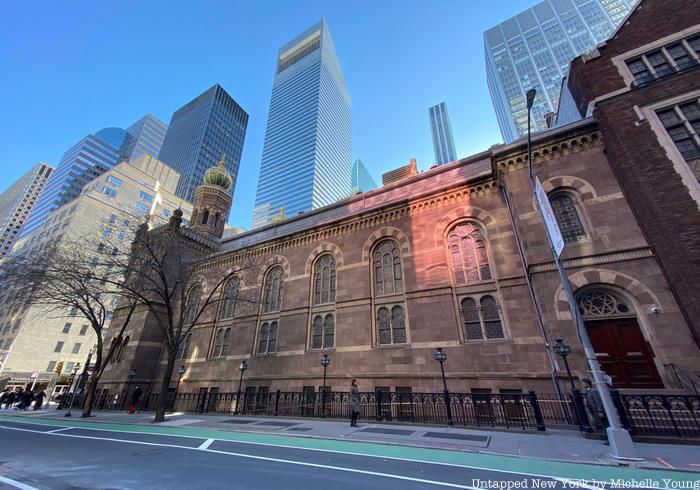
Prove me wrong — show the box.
[585,318,663,389]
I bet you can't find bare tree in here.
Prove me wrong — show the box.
[103,212,262,423]
[0,238,138,417]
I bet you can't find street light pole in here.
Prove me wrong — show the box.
[525,89,638,459]
[434,348,454,426]
[64,363,81,417]
[553,338,576,391]
[123,368,136,410]
[174,365,186,410]
[321,354,330,419]
[235,360,247,414]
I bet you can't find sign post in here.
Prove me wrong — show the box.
[534,177,565,257]
[30,371,39,392]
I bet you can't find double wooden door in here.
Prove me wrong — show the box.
[585,318,663,389]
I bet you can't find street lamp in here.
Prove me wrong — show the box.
[123,368,136,410]
[553,338,591,433]
[174,365,186,409]
[553,338,575,390]
[64,363,81,417]
[321,354,330,419]
[434,348,454,426]
[235,360,247,414]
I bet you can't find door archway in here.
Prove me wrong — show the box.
[577,288,663,389]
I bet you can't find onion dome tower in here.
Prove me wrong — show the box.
[190,155,233,239]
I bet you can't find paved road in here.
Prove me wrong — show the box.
[0,418,695,489]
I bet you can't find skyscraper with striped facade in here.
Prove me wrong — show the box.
[429,102,457,165]
[252,20,351,229]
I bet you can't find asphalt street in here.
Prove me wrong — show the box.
[0,418,696,490]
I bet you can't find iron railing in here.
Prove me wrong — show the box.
[614,392,700,439]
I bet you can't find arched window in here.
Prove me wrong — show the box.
[184,285,202,325]
[373,240,403,296]
[447,222,492,284]
[176,333,191,360]
[549,192,587,243]
[212,327,231,358]
[577,290,631,318]
[220,277,239,319]
[311,313,335,349]
[377,305,406,345]
[313,254,336,305]
[201,210,209,225]
[263,266,284,313]
[114,335,129,362]
[210,213,218,230]
[257,321,278,354]
[460,295,505,340]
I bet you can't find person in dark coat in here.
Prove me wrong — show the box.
[349,379,361,427]
[4,390,16,409]
[582,378,607,430]
[33,390,46,410]
[129,386,142,414]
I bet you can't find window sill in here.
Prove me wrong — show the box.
[375,343,410,349]
[464,338,511,344]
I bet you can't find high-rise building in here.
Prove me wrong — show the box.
[0,163,53,258]
[158,85,249,204]
[252,20,351,228]
[429,102,457,165]
[351,158,377,193]
[19,127,130,238]
[121,114,168,164]
[484,0,638,142]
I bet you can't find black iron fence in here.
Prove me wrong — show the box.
[614,393,700,439]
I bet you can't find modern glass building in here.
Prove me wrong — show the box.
[252,19,351,228]
[19,128,129,238]
[122,114,168,164]
[428,102,457,165]
[351,158,377,193]
[484,0,638,142]
[158,85,248,204]
[0,162,53,257]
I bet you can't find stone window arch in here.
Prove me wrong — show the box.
[201,210,209,225]
[212,327,231,358]
[220,277,240,320]
[176,333,191,360]
[373,239,403,296]
[548,190,588,243]
[577,289,632,318]
[446,222,492,285]
[311,313,335,349]
[313,254,336,305]
[460,295,505,340]
[257,321,278,354]
[377,305,407,345]
[262,266,284,313]
[184,285,202,325]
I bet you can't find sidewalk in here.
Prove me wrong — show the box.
[3,406,698,473]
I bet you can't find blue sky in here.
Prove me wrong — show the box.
[0,0,535,230]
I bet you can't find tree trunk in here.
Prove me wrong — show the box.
[153,348,176,423]
[81,334,103,417]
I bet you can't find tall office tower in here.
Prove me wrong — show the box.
[121,114,168,163]
[428,102,457,165]
[158,84,249,204]
[252,20,351,228]
[484,0,638,143]
[19,127,130,238]
[0,162,53,257]
[351,158,377,193]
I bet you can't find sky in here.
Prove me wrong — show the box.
[0,0,537,230]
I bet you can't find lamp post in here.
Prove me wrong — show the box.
[64,363,81,417]
[553,338,591,433]
[174,365,186,409]
[553,339,575,390]
[235,360,247,414]
[321,354,330,418]
[123,368,136,410]
[434,348,454,426]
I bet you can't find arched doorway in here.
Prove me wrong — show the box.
[577,289,663,389]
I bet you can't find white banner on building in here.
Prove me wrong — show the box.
[535,177,565,257]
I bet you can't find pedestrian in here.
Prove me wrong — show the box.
[15,388,26,410]
[0,389,8,408]
[4,390,16,409]
[129,386,142,414]
[33,390,46,410]
[349,379,360,427]
[582,378,607,430]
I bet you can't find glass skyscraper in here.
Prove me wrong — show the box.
[252,20,351,228]
[429,102,457,165]
[351,158,377,194]
[158,84,249,204]
[0,162,53,257]
[122,114,168,164]
[484,0,638,143]
[19,128,129,238]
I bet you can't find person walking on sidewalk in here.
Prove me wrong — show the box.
[349,379,360,427]
[129,386,142,414]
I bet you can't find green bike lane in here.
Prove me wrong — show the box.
[0,415,697,489]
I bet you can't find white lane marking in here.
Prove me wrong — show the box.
[198,438,215,450]
[0,474,40,490]
[0,419,655,486]
[0,425,477,489]
[46,427,73,434]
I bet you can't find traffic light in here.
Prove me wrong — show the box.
[54,361,64,374]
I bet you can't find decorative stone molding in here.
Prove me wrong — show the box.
[529,247,653,274]
[361,226,411,264]
[432,205,497,247]
[256,255,291,285]
[553,268,662,320]
[304,242,344,276]
[539,175,598,200]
